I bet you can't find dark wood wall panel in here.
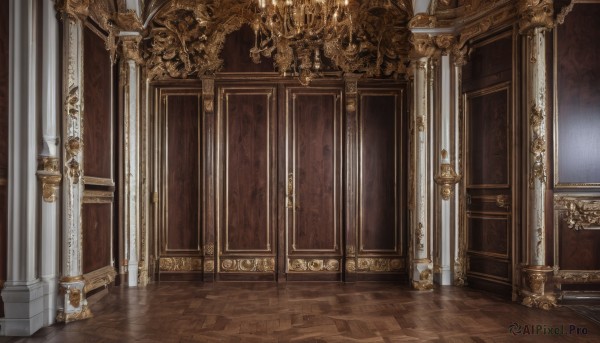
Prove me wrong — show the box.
[556,4,600,185]
[467,216,509,256]
[467,89,509,187]
[468,256,510,281]
[559,221,600,271]
[82,203,112,274]
[220,25,274,73]
[294,94,337,251]
[83,26,112,179]
[166,95,200,251]
[462,34,512,93]
[0,0,9,316]
[225,93,271,251]
[360,95,397,251]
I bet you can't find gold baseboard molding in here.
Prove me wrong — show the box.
[83,266,117,293]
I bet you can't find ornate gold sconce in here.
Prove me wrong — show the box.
[434,150,461,200]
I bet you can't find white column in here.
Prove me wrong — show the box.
[56,6,91,323]
[1,0,44,336]
[412,54,433,290]
[121,34,142,287]
[38,0,61,326]
[436,54,452,285]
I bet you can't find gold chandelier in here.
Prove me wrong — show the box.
[251,0,354,85]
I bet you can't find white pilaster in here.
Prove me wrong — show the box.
[412,55,433,290]
[57,5,91,323]
[121,34,142,287]
[1,0,44,335]
[38,0,61,326]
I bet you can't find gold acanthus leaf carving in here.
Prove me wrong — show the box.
[220,258,275,272]
[56,0,90,21]
[288,259,340,272]
[517,0,554,33]
[159,257,202,271]
[556,197,600,231]
[356,258,403,272]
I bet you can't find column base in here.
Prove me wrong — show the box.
[41,276,58,326]
[128,262,139,287]
[0,281,44,336]
[434,266,453,285]
[412,259,434,291]
[56,277,93,323]
[520,265,557,310]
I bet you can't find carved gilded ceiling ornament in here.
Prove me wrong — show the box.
[121,34,145,64]
[146,1,249,79]
[517,0,554,33]
[555,196,600,231]
[408,13,436,28]
[433,34,455,55]
[56,0,90,21]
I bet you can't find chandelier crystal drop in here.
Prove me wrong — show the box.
[252,0,354,85]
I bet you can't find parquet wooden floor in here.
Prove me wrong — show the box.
[2,282,599,342]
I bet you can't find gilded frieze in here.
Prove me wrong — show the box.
[220,258,275,272]
[288,259,340,272]
[159,257,202,271]
[356,258,404,272]
[555,196,600,231]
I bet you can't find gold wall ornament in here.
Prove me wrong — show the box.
[121,34,144,64]
[416,222,424,251]
[529,104,547,188]
[204,99,214,113]
[555,271,600,283]
[220,258,275,272]
[159,257,202,271]
[288,259,340,272]
[454,255,466,286]
[434,151,461,201]
[356,258,403,272]
[69,287,82,308]
[204,243,215,256]
[204,260,215,272]
[555,0,575,25]
[433,34,455,55]
[517,0,554,33]
[555,196,600,231]
[37,157,62,202]
[409,33,436,59]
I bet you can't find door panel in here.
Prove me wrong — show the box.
[217,87,277,280]
[158,90,203,281]
[286,88,343,280]
[464,82,513,294]
[355,91,406,280]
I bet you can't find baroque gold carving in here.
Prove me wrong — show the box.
[521,266,557,310]
[204,99,214,113]
[416,222,425,251]
[555,0,575,25]
[56,0,90,21]
[37,157,62,202]
[346,260,356,272]
[220,258,275,272]
[83,266,117,293]
[69,287,82,308]
[412,268,434,290]
[204,260,215,272]
[529,105,547,188]
[434,156,461,201]
[409,34,436,59]
[408,13,436,29]
[356,258,403,272]
[56,305,93,323]
[288,259,340,272]
[204,243,215,256]
[433,34,455,55]
[159,257,202,271]
[517,0,554,33]
[555,271,600,283]
[555,196,600,231]
[121,34,144,64]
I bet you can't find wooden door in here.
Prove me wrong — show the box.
[284,87,343,281]
[157,89,203,281]
[216,86,278,281]
[462,30,516,295]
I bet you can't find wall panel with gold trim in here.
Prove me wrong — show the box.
[81,23,117,292]
[552,3,600,294]
[355,86,407,280]
[285,86,343,281]
[157,88,203,281]
[216,86,277,281]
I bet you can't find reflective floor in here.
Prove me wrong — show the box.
[3,282,599,342]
